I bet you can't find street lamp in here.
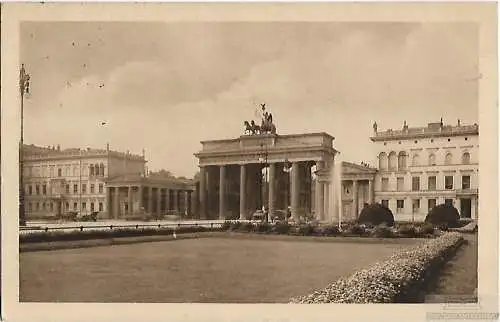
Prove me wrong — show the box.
[19,64,30,227]
[258,142,268,222]
[283,157,292,222]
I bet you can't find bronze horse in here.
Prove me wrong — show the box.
[244,120,261,135]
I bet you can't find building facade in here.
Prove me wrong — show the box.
[23,144,146,219]
[368,120,479,221]
[340,162,377,221]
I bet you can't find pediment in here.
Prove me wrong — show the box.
[342,161,377,174]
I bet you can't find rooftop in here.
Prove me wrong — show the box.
[105,172,195,189]
[370,119,479,142]
[23,144,146,161]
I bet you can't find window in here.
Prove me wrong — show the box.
[412,199,420,212]
[428,176,437,190]
[397,177,404,191]
[445,199,453,207]
[49,202,54,212]
[388,152,397,170]
[397,200,404,212]
[412,176,420,191]
[58,168,62,177]
[35,203,39,211]
[381,200,389,208]
[412,154,420,166]
[428,153,436,166]
[28,185,33,196]
[428,199,436,211]
[82,184,87,193]
[28,203,32,212]
[73,202,77,210]
[42,184,47,195]
[98,184,104,194]
[42,202,45,211]
[65,202,69,211]
[445,176,454,190]
[100,164,105,176]
[36,185,40,195]
[90,202,95,212]
[99,202,103,212]
[89,165,94,176]
[65,184,70,193]
[445,152,453,165]
[378,152,388,170]
[398,152,407,170]
[381,178,389,192]
[90,184,95,193]
[73,184,78,193]
[462,175,471,189]
[462,152,471,164]
[82,202,87,211]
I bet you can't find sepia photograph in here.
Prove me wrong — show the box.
[1,2,498,322]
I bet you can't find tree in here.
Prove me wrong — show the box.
[357,202,395,227]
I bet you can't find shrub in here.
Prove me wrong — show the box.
[229,221,242,231]
[274,222,290,235]
[357,203,395,227]
[425,204,460,227]
[297,224,315,236]
[397,225,417,238]
[323,225,341,236]
[240,222,255,232]
[347,224,367,236]
[290,232,464,303]
[256,222,272,233]
[221,221,232,231]
[418,223,435,236]
[371,225,394,238]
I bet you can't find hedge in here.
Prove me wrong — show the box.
[289,232,464,303]
[20,225,219,243]
[358,203,395,227]
[425,204,460,227]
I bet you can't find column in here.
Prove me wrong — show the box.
[239,164,246,220]
[315,161,324,220]
[219,165,226,220]
[352,180,358,218]
[138,186,143,212]
[268,162,276,220]
[471,197,477,220]
[127,186,133,213]
[368,179,373,204]
[113,187,120,219]
[157,188,162,215]
[184,190,189,216]
[165,188,171,212]
[323,183,329,221]
[173,190,178,213]
[106,187,113,218]
[291,162,300,221]
[148,186,153,214]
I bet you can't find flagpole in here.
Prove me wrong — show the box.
[19,64,30,227]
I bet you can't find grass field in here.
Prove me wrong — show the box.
[20,234,422,303]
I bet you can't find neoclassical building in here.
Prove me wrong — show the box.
[23,144,194,219]
[369,119,479,221]
[194,132,339,222]
[340,162,377,221]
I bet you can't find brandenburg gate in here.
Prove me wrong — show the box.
[194,107,338,222]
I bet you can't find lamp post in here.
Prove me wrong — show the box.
[258,142,268,223]
[19,64,30,227]
[283,157,292,222]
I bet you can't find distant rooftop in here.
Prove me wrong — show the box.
[23,143,146,161]
[370,119,479,142]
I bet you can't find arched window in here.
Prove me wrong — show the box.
[100,163,105,176]
[388,152,397,170]
[378,152,388,170]
[428,153,436,166]
[412,154,420,167]
[398,151,407,170]
[462,152,471,165]
[445,152,453,165]
[89,164,94,176]
[57,168,62,177]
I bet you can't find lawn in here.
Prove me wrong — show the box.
[20,234,422,303]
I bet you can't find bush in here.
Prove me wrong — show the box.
[290,232,464,303]
[239,222,255,232]
[425,204,460,227]
[323,225,341,236]
[357,203,395,227]
[347,224,367,236]
[229,221,242,231]
[221,221,232,231]
[371,225,394,238]
[256,222,272,233]
[297,224,315,236]
[418,223,435,236]
[274,222,290,235]
[397,225,417,238]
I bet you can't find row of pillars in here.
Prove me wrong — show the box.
[107,186,194,219]
[347,179,374,217]
[198,160,329,221]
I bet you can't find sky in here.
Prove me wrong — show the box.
[20,21,479,178]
